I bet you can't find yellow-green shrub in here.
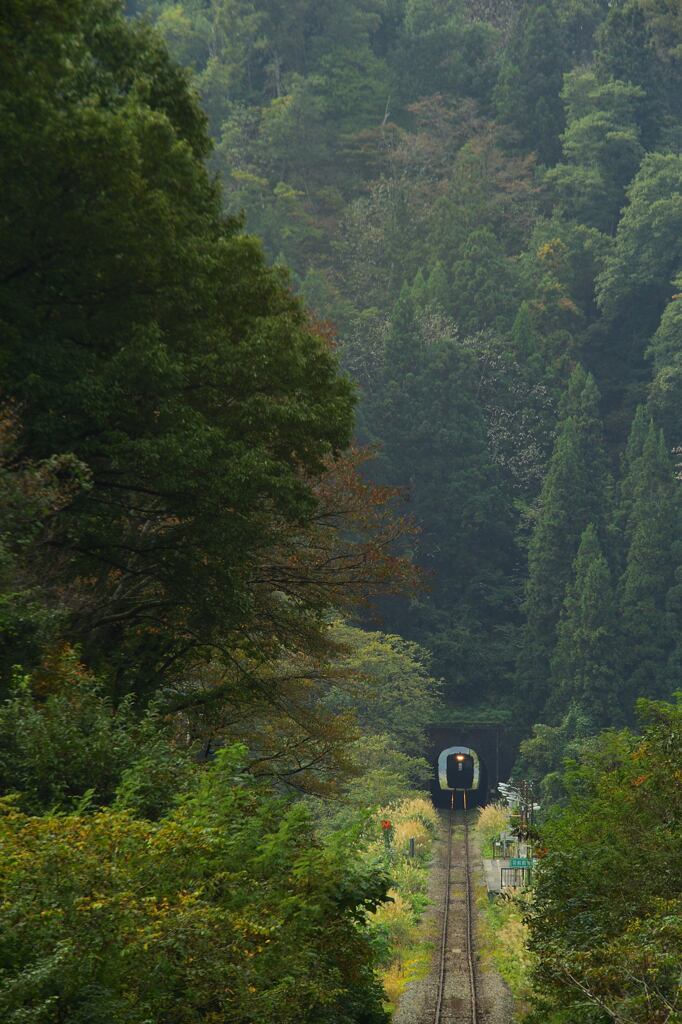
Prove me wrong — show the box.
[394,796,440,832]
[483,897,534,1004]
[392,817,431,855]
[369,794,439,1010]
[475,802,511,853]
[371,889,417,952]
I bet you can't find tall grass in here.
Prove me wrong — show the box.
[368,794,440,1011]
[480,895,535,1010]
[475,802,511,856]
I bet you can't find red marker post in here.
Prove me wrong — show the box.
[381,819,393,857]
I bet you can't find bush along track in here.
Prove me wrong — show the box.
[368,798,440,1012]
[474,803,535,1015]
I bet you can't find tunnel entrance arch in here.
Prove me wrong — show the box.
[426,718,524,809]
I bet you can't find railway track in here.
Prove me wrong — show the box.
[434,797,479,1024]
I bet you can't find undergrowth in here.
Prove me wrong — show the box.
[474,805,534,1019]
[368,796,439,1013]
[475,801,511,857]
[482,895,534,1004]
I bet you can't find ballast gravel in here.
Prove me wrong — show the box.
[392,814,514,1024]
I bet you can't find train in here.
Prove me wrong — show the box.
[432,745,485,808]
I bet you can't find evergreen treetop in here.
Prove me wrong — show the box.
[517,365,609,718]
[548,523,619,725]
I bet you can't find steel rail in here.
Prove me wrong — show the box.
[434,795,479,1024]
[463,799,478,1024]
[434,794,453,1024]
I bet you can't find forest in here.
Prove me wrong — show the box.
[0,0,681,1021]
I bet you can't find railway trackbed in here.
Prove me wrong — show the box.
[393,801,513,1024]
[434,801,479,1024]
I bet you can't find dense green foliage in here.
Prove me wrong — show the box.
[0,746,389,1024]
[517,366,610,719]
[126,0,682,727]
[528,698,682,1024]
[2,0,356,698]
[3,0,682,1018]
[0,1,443,1019]
[547,525,619,726]
[0,645,198,820]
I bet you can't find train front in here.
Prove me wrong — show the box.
[433,745,483,808]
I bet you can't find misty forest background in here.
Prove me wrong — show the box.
[1,1,681,1022]
[129,0,682,730]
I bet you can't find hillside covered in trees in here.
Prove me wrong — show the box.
[129,0,682,732]
[1,0,681,1021]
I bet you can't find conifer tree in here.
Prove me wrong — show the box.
[617,420,681,706]
[511,301,541,366]
[547,70,644,233]
[371,293,420,480]
[425,261,449,312]
[594,0,675,148]
[612,404,649,570]
[410,268,428,308]
[647,273,682,448]
[516,366,609,718]
[370,301,517,703]
[494,0,568,165]
[450,227,518,332]
[548,524,619,726]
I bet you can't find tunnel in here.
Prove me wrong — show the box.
[430,744,488,809]
[425,720,524,810]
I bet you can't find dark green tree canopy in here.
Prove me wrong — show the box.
[596,153,682,328]
[616,419,682,705]
[494,0,568,165]
[364,300,519,703]
[548,523,619,725]
[547,70,644,233]
[517,365,609,718]
[0,0,355,693]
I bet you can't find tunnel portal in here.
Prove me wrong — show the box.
[427,720,523,809]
